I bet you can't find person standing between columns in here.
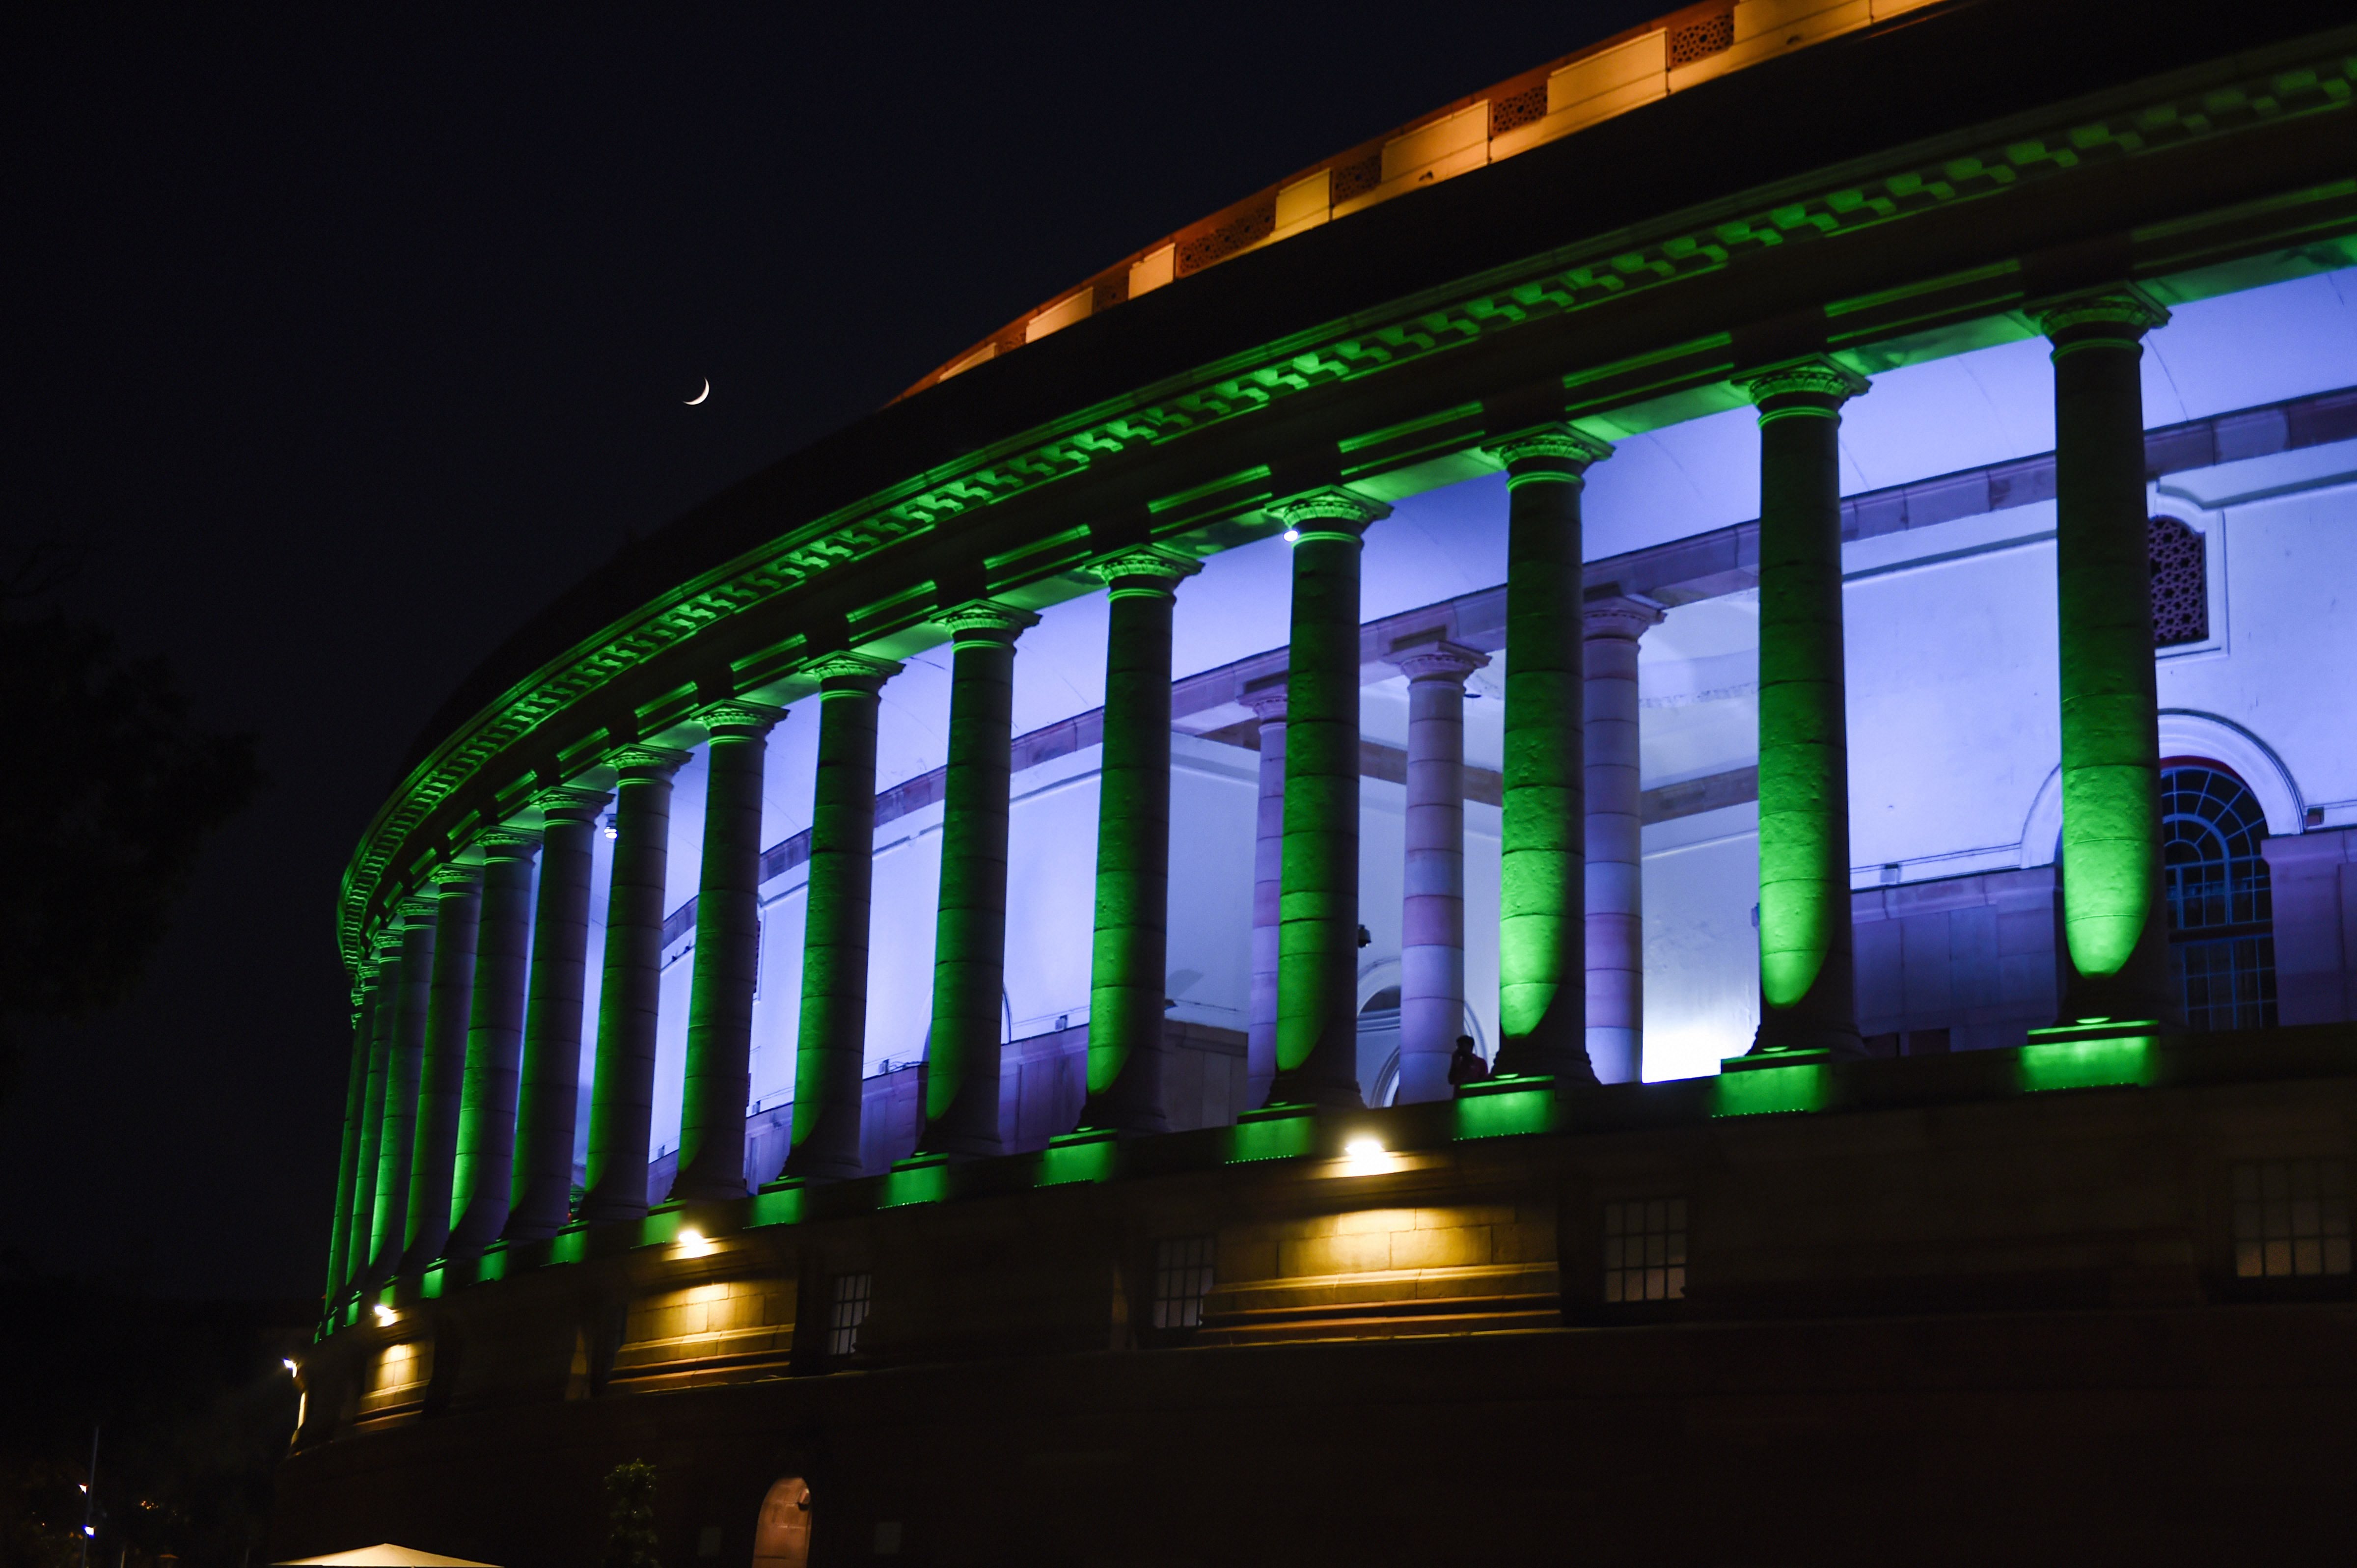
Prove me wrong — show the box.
[325,963,380,1305]
[346,934,397,1294]
[400,863,483,1273]
[1242,680,1288,1109]
[2037,288,2173,1026]
[918,599,1040,1157]
[362,894,438,1289]
[1391,638,1490,1102]
[1487,427,1612,1082]
[672,701,789,1202]
[1584,594,1665,1083]
[578,745,691,1223]
[1079,546,1201,1135]
[779,655,901,1181]
[1742,358,1869,1058]
[505,786,610,1240]
[444,827,542,1257]
[1268,489,1390,1109]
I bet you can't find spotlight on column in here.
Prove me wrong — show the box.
[675,1226,715,1258]
[602,814,619,840]
[1344,1135,1384,1160]
[1282,528,1300,543]
[373,1302,397,1327]
[282,1358,299,1373]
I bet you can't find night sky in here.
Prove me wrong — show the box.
[4,3,1664,1300]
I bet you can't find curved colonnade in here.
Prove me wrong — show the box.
[317,0,2357,1328]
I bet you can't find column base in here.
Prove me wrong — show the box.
[1455,1072,1556,1099]
[2028,1017,2165,1046]
[1726,1043,1855,1072]
[1263,1072,1364,1112]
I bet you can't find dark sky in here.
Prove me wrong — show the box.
[3,2,1663,1299]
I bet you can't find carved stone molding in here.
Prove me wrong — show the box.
[936,599,1041,645]
[608,744,694,779]
[1270,487,1391,538]
[1488,423,1614,484]
[1741,356,1870,415]
[473,827,544,860]
[803,651,904,695]
[2033,284,2171,353]
[1389,638,1491,683]
[697,700,788,740]
[428,862,481,889]
[531,784,612,824]
[1087,544,1203,597]
[1583,593,1669,642]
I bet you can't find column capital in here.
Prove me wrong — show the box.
[1243,675,1288,723]
[936,598,1041,646]
[1740,356,1869,419]
[350,963,381,1003]
[698,699,787,741]
[803,650,903,696]
[1389,637,1490,684]
[1270,487,1390,540]
[1086,544,1202,598]
[1487,423,1613,485]
[473,827,543,861]
[608,743,693,779]
[2032,284,2169,355]
[531,784,612,824]
[427,863,479,890]
[395,892,439,925]
[1583,592,1668,642]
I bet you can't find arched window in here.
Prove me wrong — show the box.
[2162,764,2276,1030]
[2150,516,2208,648]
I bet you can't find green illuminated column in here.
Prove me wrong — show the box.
[2039,289,2172,1025]
[1742,359,1868,1058]
[362,895,437,1289]
[673,701,789,1202]
[1268,490,1389,1109]
[780,655,901,1181]
[444,828,542,1257]
[918,600,1040,1157]
[579,745,691,1224]
[400,864,482,1273]
[1080,547,1201,1134]
[1488,428,1612,1081]
[345,935,396,1291]
[325,964,380,1304]
[1243,680,1287,1108]
[505,787,610,1241]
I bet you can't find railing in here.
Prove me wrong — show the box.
[898,0,1950,400]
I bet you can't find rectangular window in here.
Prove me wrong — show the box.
[826,1272,872,1357]
[1603,1198,1687,1303]
[1151,1235,1216,1330]
[2233,1161,2351,1280]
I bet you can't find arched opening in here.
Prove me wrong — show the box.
[2162,763,2277,1030]
[750,1476,812,1568]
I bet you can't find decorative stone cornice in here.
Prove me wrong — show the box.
[698,700,788,740]
[428,862,480,889]
[332,40,2357,967]
[803,651,904,694]
[473,827,543,860]
[530,784,612,824]
[936,599,1041,645]
[1740,356,1870,417]
[395,893,439,925]
[1270,487,1391,539]
[1583,593,1669,642]
[2032,284,2171,353]
[1488,423,1614,485]
[608,743,694,778]
[1087,545,1203,596]
[1390,638,1491,683]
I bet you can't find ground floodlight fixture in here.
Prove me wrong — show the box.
[283,1358,299,1372]
[374,1302,396,1326]
[1283,527,1300,543]
[1344,1135,1383,1160]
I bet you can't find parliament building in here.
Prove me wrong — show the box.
[274,0,2357,1560]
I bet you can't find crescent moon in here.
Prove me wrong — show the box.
[685,378,710,406]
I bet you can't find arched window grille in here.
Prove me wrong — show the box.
[2162,764,2276,1030]
[2150,516,2208,648]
